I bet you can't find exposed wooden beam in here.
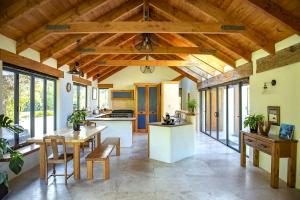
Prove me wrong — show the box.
[97,66,127,82]
[0,0,49,27]
[184,0,276,54]
[198,63,253,89]
[246,0,300,34]
[44,21,245,34]
[256,43,300,73]
[169,67,198,83]
[93,59,222,67]
[172,75,185,81]
[98,84,113,89]
[72,75,92,86]
[40,0,143,61]
[78,46,216,55]
[16,0,110,53]
[0,49,64,78]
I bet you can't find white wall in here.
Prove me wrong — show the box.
[161,82,180,115]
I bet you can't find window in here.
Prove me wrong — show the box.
[98,89,109,109]
[2,64,57,147]
[73,83,87,110]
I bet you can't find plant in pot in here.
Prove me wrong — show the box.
[0,114,24,199]
[68,110,87,131]
[187,99,197,113]
[243,114,265,133]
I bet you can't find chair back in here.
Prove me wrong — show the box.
[43,135,67,161]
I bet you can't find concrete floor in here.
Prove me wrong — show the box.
[5,133,300,200]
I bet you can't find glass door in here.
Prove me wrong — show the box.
[34,78,45,137]
[218,86,227,144]
[205,90,211,135]
[149,86,158,123]
[210,88,218,139]
[137,86,147,132]
[200,90,206,133]
[228,84,240,150]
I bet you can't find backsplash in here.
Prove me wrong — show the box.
[112,99,134,110]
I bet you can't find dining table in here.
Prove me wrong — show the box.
[27,125,107,180]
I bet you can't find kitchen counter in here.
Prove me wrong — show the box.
[86,116,136,121]
[149,122,195,163]
[149,121,191,127]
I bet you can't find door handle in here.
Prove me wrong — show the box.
[214,112,219,118]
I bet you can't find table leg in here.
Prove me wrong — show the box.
[287,142,297,188]
[73,143,81,180]
[271,143,280,188]
[240,133,246,167]
[253,148,259,167]
[39,143,46,179]
[95,132,101,147]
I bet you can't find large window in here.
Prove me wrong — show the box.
[98,89,109,109]
[73,83,87,110]
[2,65,57,147]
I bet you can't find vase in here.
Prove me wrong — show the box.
[258,121,271,136]
[0,183,8,200]
[250,125,258,133]
[73,123,80,131]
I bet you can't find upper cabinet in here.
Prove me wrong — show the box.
[111,90,134,100]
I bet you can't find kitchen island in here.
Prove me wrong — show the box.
[86,116,135,147]
[149,122,195,163]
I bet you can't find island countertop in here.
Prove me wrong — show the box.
[149,121,191,127]
[86,116,136,121]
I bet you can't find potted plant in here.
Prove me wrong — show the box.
[243,114,265,133]
[0,114,24,199]
[68,110,87,131]
[187,99,197,113]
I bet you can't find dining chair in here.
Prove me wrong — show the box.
[43,135,74,185]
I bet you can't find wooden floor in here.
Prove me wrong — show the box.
[5,133,300,200]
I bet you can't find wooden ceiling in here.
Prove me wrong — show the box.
[0,0,299,82]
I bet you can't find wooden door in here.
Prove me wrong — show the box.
[136,86,147,132]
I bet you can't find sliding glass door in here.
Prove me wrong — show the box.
[200,82,249,152]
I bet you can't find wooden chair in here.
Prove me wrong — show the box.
[43,135,74,185]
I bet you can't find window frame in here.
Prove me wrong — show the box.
[73,82,87,110]
[2,63,57,148]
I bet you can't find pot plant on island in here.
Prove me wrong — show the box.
[187,99,197,114]
[0,114,24,199]
[243,114,265,133]
[68,110,87,131]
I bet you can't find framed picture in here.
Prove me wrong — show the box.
[279,124,295,140]
[267,106,280,126]
[92,87,97,100]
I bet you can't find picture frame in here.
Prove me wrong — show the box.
[92,87,97,100]
[267,106,280,126]
[279,124,295,140]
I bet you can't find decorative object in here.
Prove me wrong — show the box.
[187,99,197,113]
[162,113,175,125]
[68,39,84,77]
[263,79,276,90]
[279,124,295,140]
[66,82,71,92]
[267,106,280,126]
[67,110,87,131]
[92,87,97,100]
[258,121,271,136]
[0,114,24,199]
[243,114,264,133]
[140,55,155,74]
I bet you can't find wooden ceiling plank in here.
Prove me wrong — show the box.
[16,0,110,53]
[172,74,185,81]
[149,1,237,67]
[97,66,127,82]
[246,0,300,35]
[0,0,49,27]
[44,21,246,34]
[40,0,143,61]
[184,0,276,54]
[169,67,198,83]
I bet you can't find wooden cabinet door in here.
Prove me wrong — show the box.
[137,86,147,132]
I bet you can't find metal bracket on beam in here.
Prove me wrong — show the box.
[221,25,245,31]
[45,24,70,30]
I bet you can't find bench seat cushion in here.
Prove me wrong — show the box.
[86,145,114,161]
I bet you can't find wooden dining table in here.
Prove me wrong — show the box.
[27,125,107,180]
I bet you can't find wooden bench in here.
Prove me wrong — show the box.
[102,137,120,156]
[86,145,114,180]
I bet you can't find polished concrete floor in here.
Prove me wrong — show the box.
[5,133,300,200]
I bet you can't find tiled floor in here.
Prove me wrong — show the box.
[5,133,300,200]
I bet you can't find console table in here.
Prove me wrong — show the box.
[240,131,298,188]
